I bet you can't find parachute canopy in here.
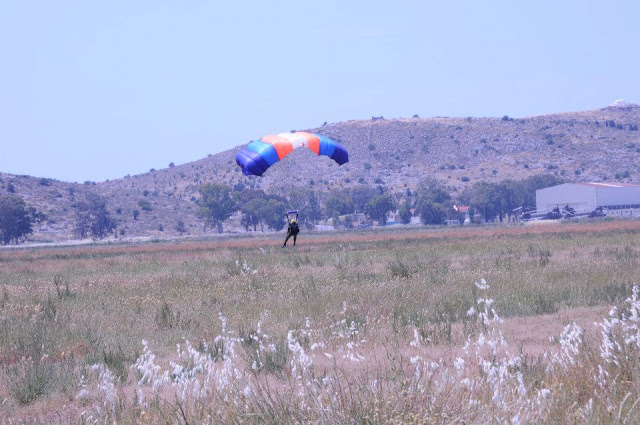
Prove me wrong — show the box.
[235,132,349,176]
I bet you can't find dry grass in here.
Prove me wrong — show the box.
[0,221,639,423]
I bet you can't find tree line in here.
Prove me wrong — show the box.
[0,194,39,244]
[0,191,116,245]
[403,174,564,225]
[0,173,564,244]
[458,174,564,222]
[197,183,401,233]
[198,173,563,232]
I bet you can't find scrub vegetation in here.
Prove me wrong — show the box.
[0,221,639,423]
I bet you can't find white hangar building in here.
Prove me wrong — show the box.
[536,182,640,218]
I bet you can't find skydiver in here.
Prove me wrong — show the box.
[282,216,300,247]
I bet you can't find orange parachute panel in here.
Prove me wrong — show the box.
[299,132,321,154]
[261,135,294,159]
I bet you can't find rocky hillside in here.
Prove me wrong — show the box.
[2,102,639,242]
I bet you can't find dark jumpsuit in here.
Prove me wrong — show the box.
[283,221,299,246]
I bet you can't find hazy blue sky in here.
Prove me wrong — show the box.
[1,0,639,182]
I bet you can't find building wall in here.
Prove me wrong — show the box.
[595,186,640,208]
[606,208,640,218]
[536,184,597,212]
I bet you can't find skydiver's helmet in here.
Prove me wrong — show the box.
[290,218,297,224]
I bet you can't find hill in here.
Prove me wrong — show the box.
[1,102,639,242]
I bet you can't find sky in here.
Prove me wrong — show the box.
[1,0,639,182]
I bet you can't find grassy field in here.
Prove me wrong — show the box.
[1,220,640,423]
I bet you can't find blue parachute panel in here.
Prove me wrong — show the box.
[246,140,279,166]
[318,135,336,157]
[236,149,270,176]
[331,143,349,165]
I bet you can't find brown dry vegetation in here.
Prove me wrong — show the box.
[0,220,639,423]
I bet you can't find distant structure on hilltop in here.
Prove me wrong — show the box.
[608,99,638,108]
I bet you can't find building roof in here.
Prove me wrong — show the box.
[573,182,640,188]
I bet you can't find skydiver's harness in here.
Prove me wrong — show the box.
[288,221,299,235]
[285,210,300,235]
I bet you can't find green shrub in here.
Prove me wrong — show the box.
[389,258,412,278]
[240,329,289,376]
[54,275,75,300]
[6,359,50,404]
[138,200,152,212]
[102,345,131,382]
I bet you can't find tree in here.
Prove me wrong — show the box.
[365,194,395,226]
[325,192,354,218]
[399,200,412,224]
[259,198,286,231]
[304,192,322,223]
[284,187,322,224]
[0,194,33,245]
[233,188,266,206]
[417,199,447,225]
[26,206,46,224]
[495,180,524,221]
[198,183,236,233]
[351,185,378,213]
[459,174,563,222]
[468,182,501,222]
[239,195,287,232]
[241,197,264,231]
[240,212,253,232]
[465,181,510,222]
[416,178,451,204]
[415,178,451,224]
[520,174,564,207]
[74,193,115,239]
[291,188,322,224]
